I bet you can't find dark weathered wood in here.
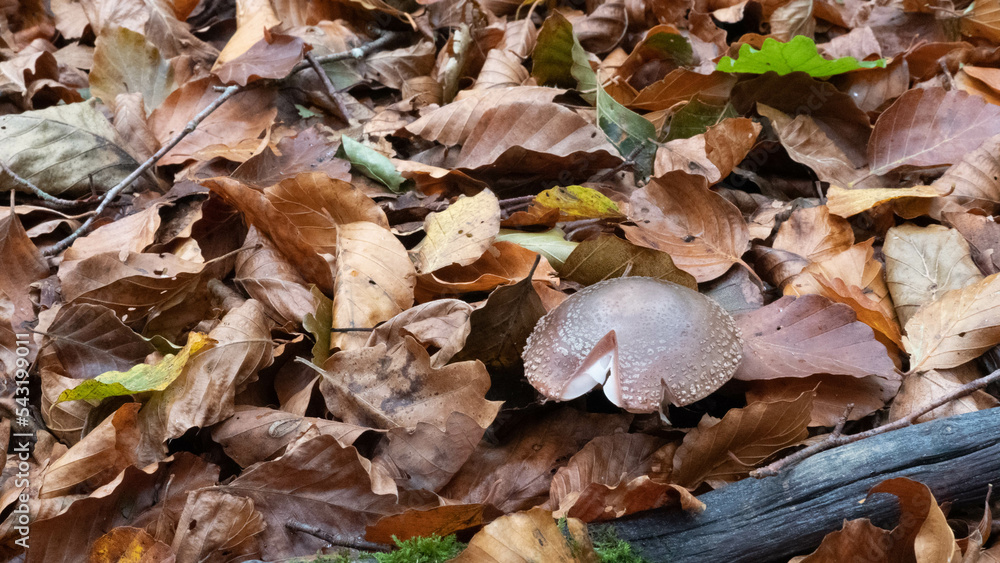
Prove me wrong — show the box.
[598,407,1000,563]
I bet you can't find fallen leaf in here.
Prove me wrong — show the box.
[318,338,500,431]
[772,205,854,263]
[0,100,139,198]
[451,507,599,563]
[331,221,416,350]
[734,294,897,380]
[57,332,213,402]
[411,189,501,274]
[673,390,814,488]
[867,478,960,563]
[826,184,941,218]
[869,88,1000,175]
[90,26,175,114]
[903,272,1000,372]
[624,172,751,282]
[171,490,264,563]
[557,234,697,289]
[888,363,999,424]
[89,527,176,563]
[884,224,984,326]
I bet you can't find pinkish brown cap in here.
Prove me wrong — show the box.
[522,277,743,412]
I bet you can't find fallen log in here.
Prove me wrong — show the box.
[596,407,1000,562]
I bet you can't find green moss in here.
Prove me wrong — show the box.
[593,528,649,563]
[373,534,465,563]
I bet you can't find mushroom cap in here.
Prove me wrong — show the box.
[522,276,743,412]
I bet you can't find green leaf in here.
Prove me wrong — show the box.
[57,332,213,402]
[336,135,407,192]
[302,286,333,365]
[497,228,579,268]
[664,98,738,141]
[716,36,887,77]
[596,81,657,180]
[531,12,598,103]
[635,30,693,67]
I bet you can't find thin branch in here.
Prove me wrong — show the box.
[43,85,242,256]
[305,51,352,122]
[306,32,403,66]
[286,520,393,553]
[1,160,81,208]
[752,369,1000,478]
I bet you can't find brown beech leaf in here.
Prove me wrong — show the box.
[201,177,334,294]
[171,489,264,563]
[235,227,318,329]
[373,411,485,493]
[331,222,416,350]
[945,210,1000,275]
[826,184,941,218]
[453,101,620,175]
[931,133,1000,214]
[867,478,959,563]
[473,48,529,90]
[630,70,737,111]
[452,266,546,371]
[784,240,901,349]
[212,435,399,561]
[772,206,854,263]
[557,234,697,289]
[757,104,871,189]
[888,363,998,424]
[623,172,751,282]
[366,504,485,544]
[748,245,810,289]
[653,135,721,182]
[210,405,372,468]
[734,294,897,380]
[746,374,894,427]
[731,73,871,166]
[89,527,176,563]
[264,172,388,252]
[792,519,892,562]
[318,337,500,431]
[62,201,162,262]
[440,408,631,513]
[232,126,352,188]
[673,391,814,488]
[404,86,565,146]
[903,272,1000,372]
[212,33,309,86]
[547,433,672,519]
[148,77,276,165]
[704,117,762,179]
[416,241,559,301]
[57,251,204,322]
[884,224,984,326]
[28,454,219,563]
[410,189,501,274]
[40,403,141,498]
[868,88,1000,175]
[364,40,436,90]
[452,508,599,563]
[36,303,153,377]
[90,26,175,114]
[0,209,49,329]
[366,299,473,368]
[577,2,628,54]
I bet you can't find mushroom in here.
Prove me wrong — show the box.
[522,276,743,413]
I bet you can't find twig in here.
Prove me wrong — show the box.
[306,32,403,65]
[305,51,352,123]
[1,160,81,208]
[43,85,242,257]
[591,144,644,183]
[752,369,1000,478]
[285,520,393,552]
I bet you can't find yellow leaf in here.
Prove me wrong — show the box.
[57,332,214,402]
[826,184,941,218]
[535,185,622,218]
